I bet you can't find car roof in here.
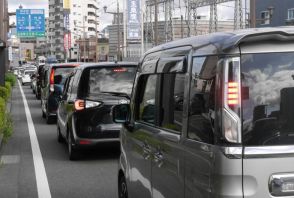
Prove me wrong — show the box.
[142,27,294,58]
[78,61,138,70]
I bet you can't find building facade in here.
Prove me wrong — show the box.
[107,18,235,62]
[250,0,294,27]
[48,0,100,62]
[48,0,65,61]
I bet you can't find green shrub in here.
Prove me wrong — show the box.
[0,97,13,142]
[5,81,11,96]
[2,113,12,142]
[0,87,8,102]
[0,97,5,135]
[5,73,16,87]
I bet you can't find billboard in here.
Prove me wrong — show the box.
[127,0,141,40]
[16,9,45,38]
[63,0,71,13]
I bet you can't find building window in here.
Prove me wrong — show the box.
[288,8,294,20]
[261,11,270,25]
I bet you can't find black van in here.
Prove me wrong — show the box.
[57,62,137,160]
[113,27,294,198]
[41,63,81,124]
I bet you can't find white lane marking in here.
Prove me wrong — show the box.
[18,81,52,198]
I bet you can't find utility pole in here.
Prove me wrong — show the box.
[83,16,86,62]
[117,0,121,61]
[154,0,158,46]
[95,2,99,62]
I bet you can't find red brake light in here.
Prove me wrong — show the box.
[228,82,239,105]
[113,68,127,72]
[74,100,85,111]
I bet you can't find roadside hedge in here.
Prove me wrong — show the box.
[0,73,16,142]
[0,86,8,102]
[5,72,16,87]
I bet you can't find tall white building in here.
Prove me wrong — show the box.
[69,0,99,61]
[48,0,99,61]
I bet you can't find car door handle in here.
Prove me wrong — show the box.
[142,143,151,160]
[154,151,164,168]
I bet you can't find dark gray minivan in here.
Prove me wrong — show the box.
[113,27,294,198]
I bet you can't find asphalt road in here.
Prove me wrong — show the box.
[0,82,120,198]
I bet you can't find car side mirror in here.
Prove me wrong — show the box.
[112,104,130,124]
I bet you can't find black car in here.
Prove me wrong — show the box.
[41,63,81,124]
[57,62,137,160]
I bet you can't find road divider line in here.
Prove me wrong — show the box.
[18,81,52,198]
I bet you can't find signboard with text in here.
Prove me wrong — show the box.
[127,0,141,40]
[16,9,45,38]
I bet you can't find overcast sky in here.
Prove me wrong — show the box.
[8,0,249,31]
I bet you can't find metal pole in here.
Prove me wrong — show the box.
[95,7,99,62]
[117,0,120,61]
[141,0,144,56]
[154,0,158,46]
[0,48,5,86]
[123,0,127,59]
[83,17,86,62]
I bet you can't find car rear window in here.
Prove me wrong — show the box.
[84,67,136,97]
[53,67,75,85]
[241,52,294,146]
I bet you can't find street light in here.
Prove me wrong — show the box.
[104,0,122,61]
[74,17,87,62]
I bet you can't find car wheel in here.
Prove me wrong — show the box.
[118,175,128,198]
[46,112,54,124]
[68,132,78,161]
[57,125,64,143]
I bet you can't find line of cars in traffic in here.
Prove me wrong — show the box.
[23,61,137,161]
[16,27,294,198]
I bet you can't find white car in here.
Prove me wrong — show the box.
[21,70,35,85]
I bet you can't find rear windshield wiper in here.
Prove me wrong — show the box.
[100,91,130,99]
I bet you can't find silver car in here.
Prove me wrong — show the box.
[113,27,294,198]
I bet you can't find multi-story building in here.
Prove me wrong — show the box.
[48,0,99,62]
[250,0,294,27]
[48,0,65,61]
[69,0,99,61]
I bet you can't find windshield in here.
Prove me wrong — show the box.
[87,67,136,96]
[241,52,294,146]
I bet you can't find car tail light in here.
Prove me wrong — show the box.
[74,100,102,111]
[223,57,242,143]
[228,82,239,105]
[74,99,85,111]
[85,100,102,108]
[49,69,55,92]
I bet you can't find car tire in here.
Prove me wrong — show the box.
[46,113,54,124]
[118,175,128,198]
[57,125,64,143]
[68,132,78,161]
[67,132,78,161]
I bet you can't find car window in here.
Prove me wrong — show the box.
[241,52,294,146]
[187,56,217,144]
[138,75,158,125]
[160,73,185,133]
[54,67,75,85]
[86,67,136,97]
